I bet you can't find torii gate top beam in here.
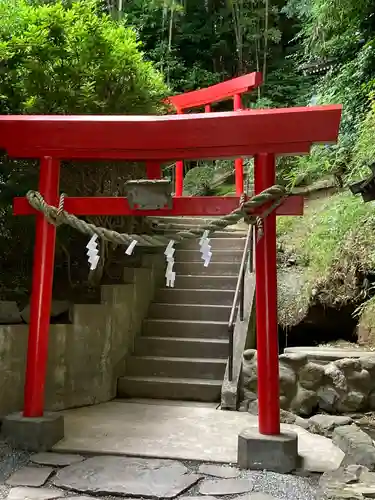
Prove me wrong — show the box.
[166,72,263,111]
[0,105,342,160]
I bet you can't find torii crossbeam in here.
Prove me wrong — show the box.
[0,104,341,441]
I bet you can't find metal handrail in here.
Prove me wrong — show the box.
[228,223,254,381]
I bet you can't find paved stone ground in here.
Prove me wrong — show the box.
[0,448,318,500]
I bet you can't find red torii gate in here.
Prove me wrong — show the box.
[166,72,263,196]
[0,103,341,442]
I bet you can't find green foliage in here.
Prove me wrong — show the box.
[350,97,375,181]
[0,0,169,298]
[0,0,167,114]
[278,192,375,323]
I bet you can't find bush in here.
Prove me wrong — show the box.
[0,0,169,297]
[0,0,168,114]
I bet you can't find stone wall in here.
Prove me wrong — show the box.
[240,349,375,415]
[0,253,164,417]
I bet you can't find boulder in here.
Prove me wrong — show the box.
[308,414,353,438]
[336,391,367,413]
[290,386,318,416]
[359,357,375,376]
[333,424,375,470]
[0,301,23,324]
[298,362,325,390]
[324,363,348,392]
[318,386,340,412]
[279,352,308,370]
[278,362,297,398]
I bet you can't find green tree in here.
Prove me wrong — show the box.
[0,0,168,297]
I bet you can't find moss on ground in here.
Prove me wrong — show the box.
[277,190,375,331]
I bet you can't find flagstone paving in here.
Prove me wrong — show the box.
[1,453,318,500]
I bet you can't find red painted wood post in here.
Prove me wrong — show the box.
[146,161,162,179]
[23,156,60,418]
[254,152,280,435]
[233,94,244,195]
[175,108,184,197]
[205,104,211,113]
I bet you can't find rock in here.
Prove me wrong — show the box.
[319,466,364,490]
[0,301,22,324]
[325,364,347,392]
[239,401,249,412]
[248,400,259,415]
[279,395,290,410]
[290,386,318,416]
[309,415,353,437]
[198,464,240,478]
[21,300,71,323]
[30,452,85,467]
[333,424,375,470]
[298,362,325,390]
[243,389,257,403]
[317,486,364,499]
[53,456,200,498]
[243,349,257,361]
[347,369,372,392]
[7,488,65,500]
[279,409,296,424]
[298,429,345,473]
[318,465,375,500]
[294,416,310,429]
[199,479,253,496]
[318,386,340,412]
[367,390,375,410]
[278,363,297,397]
[335,359,362,373]
[360,357,375,375]
[6,467,54,487]
[279,352,308,369]
[337,391,367,413]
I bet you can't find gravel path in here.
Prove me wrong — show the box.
[0,442,319,500]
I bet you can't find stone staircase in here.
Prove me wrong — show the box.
[117,218,247,402]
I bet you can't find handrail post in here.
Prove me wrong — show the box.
[228,223,253,382]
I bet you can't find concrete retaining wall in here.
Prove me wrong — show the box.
[0,253,164,417]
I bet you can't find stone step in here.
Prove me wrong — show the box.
[180,238,245,250]
[173,231,247,239]
[126,356,227,380]
[155,288,235,306]
[142,319,228,339]
[117,376,222,402]
[134,336,229,358]
[174,275,237,290]
[175,249,243,263]
[148,303,233,322]
[174,262,240,276]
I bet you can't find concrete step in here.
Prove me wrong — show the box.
[126,356,227,380]
[134,336,229,358]
[175,249,243,263]
[174,275,237,290]
[143,319,228,339]
[170,230,246,239]
[174,262,240,276]
[117,376,222,402]
[180,238,245,250]
[155,288,235,306]
[148,303,233,322]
